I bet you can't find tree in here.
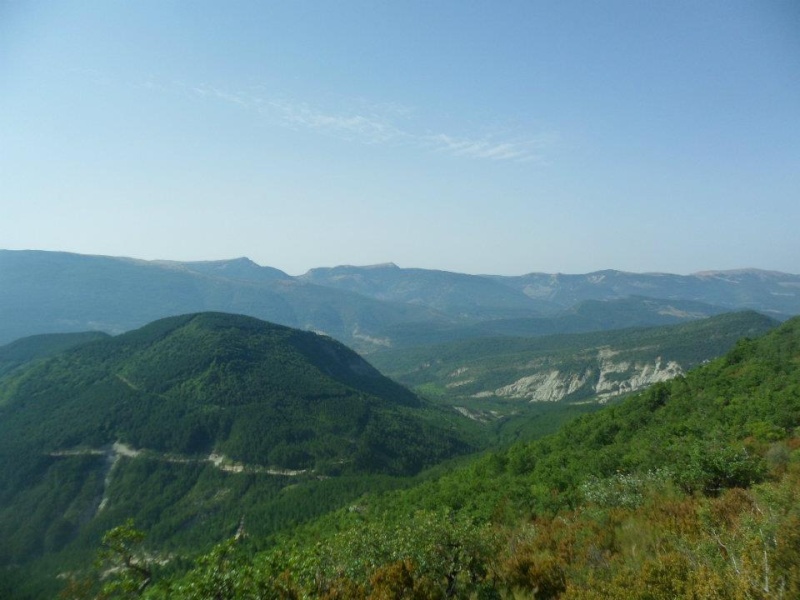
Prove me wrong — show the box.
[95,520,152,598]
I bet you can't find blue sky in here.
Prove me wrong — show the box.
[2,1,798,275]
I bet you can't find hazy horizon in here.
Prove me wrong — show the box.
[3,1,798,276]
[3,247,798,279]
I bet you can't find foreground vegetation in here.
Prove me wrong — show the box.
[49,316,800,598]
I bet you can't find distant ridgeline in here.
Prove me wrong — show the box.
[1,249,798,352]
[0,313,474,573]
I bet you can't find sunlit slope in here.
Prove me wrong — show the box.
[106,314,800,599]
[372,310,778,404]
[0,313,474,565]
[364,314,800,520]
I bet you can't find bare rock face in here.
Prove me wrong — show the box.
[484,347,684,403]
[594,357,683,402]
[493,370,590,402]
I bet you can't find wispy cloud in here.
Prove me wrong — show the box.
[188,84,257,108]
[264,99,404,145]
[424,133,553,163]
[167,81,557,164]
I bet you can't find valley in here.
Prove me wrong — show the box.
[0,251,798,598]
[369,311,777,443]
[6,2,797,597]
[25,313,800,599]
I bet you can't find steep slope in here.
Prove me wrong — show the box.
[0,313,474,566]
[60,309,800,600]
[350,314,800,597]
[287,315,800,597]
[371,311,778,405]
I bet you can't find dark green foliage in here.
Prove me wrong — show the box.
[133,510,500,600]
[672,440,766,495]
[95,520,152,597]
[367,316,800,524]
[0,313,474,572]
[0,313,451,467]
[186,314,798,598]
[9,311,800,599]
[0,331,109,378]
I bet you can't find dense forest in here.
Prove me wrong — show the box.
[32,315,800,598]
[0,313,482,597]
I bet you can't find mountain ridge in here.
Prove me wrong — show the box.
[2,249,797,352]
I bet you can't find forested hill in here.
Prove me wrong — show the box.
[0,330,109,377]
[0,312,469,472]
[0,313,476,575]
[385,314,800,518]
[106,316,800,599]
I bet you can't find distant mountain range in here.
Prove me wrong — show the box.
[1,249,798,350]
[304,262,800,316]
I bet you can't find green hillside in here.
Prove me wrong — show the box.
[0,313,476,576]
[82,315,800,599]
[374,315,800,519]
[372,311,776,407]
[0,331,109,378]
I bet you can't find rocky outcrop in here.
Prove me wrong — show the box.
[493,370,591,402]
[594,357,682,401]
[479,348,683,403]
